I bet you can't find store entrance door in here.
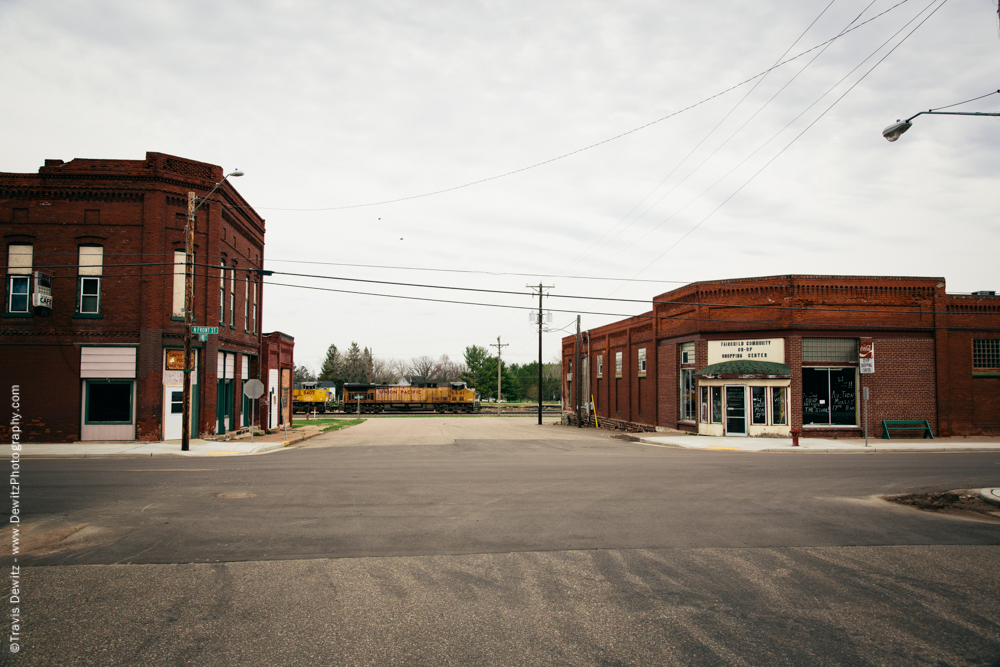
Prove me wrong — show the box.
[725,385,747,436]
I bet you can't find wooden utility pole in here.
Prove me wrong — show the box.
[182,192,196,451]
[490,336,508,416]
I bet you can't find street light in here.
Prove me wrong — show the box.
[883,110,1000,141]
[182,169,244,451]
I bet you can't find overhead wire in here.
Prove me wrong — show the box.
[611,0,951,292]
[240,0,915,213]
[558,0,843,276]
[578,0,880,278]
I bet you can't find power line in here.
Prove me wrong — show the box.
[242,0,915,213]
[261,279,994,332]
[613,0,951,291]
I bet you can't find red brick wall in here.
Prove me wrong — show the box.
[0,345,81,443]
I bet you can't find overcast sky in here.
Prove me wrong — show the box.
[3,0,998,371]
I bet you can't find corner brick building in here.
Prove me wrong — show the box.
[562,275,1000,438]
[0,152,290,443]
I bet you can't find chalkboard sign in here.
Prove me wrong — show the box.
[830,369,857,425]
[751,387,766,424]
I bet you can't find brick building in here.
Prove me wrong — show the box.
[261,332,295,432]
[0,152,284,443]
[562,275,1000,438]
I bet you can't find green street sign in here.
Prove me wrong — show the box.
[198,333,208,341]
[191,326,219,334]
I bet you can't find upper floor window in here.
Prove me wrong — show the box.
[244,271,250,331]
[6,245,33,314]
[251,278,257,334]
[219,261,226,325]
[172,250,185,318]
[77,246,103,315]
[229,264,235,327]
[615,351,623,378]
[638,348,647,376]
[596,354,603,378]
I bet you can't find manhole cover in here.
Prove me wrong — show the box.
[217,492,256,499]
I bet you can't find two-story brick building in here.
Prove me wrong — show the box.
[562,275,1000,438]
[0,152,290,443]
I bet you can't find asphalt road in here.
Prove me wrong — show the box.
[4,418,1000,666]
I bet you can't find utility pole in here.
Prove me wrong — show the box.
[181,169,243,452]
[527,283,554,426]
[182,192,196,451]
[575,315,581,428]
[490,336,508,416]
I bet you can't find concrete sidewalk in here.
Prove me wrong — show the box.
[634,434,1000,453]
[17,424,327,458]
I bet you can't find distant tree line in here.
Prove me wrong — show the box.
[294,343,561,402]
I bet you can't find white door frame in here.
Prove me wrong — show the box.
[724,384,748,437]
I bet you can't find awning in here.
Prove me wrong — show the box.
[694,360,792,379]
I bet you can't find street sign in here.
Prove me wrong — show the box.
[191,326,219,334]
[859,341,875,374]
[198,334,207,341]
[243,379,265,399]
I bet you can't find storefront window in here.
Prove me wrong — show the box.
[751,387,767,425]
[772,387,787,425]
[711,387,722,423]
[86,381,133,424]
[803,367,856,425]
[681,369,696,420]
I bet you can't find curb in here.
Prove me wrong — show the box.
[980,488,1000,506]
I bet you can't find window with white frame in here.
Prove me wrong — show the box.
[244,270,250,331]
[251,278,257,334]
[6,244,32,314]
[596,354,603,378]
[219,261,226,325]
[172,250,185,318]
[680,341,695,365]
[77,246,103,315]
[638,348,647,376]
[615,351,622,378]
[229,264,235,326]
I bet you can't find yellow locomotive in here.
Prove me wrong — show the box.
[292,382,335,413]
[342,382,480,414]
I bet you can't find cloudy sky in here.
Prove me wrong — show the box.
[3,0,998,371]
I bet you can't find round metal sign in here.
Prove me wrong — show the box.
[243,379,265,399]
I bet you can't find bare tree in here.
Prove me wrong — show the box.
[431,354,466,383]
[407,355,436,382]
[371,356,399,384]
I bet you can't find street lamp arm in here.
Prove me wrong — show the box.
[904,110,1000,122]
[883,110,1000,142]
[190,170,244,215]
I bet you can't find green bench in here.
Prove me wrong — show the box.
[882,420,934,439]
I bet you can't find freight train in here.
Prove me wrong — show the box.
[342,382,480,414]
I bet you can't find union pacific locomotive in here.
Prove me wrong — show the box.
[342,382,480,414]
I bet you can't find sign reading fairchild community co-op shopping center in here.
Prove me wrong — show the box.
[707,339,785,365]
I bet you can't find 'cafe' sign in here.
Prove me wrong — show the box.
[707,338,785,365]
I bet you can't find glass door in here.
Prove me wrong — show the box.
[725,385,747,436]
